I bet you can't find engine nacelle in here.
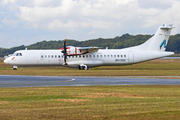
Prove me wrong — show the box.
[61,46,84,56]
[67,46,82,56]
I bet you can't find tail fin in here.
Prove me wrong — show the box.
[137,23,173,51]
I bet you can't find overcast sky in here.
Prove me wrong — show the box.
[0,0,180,48]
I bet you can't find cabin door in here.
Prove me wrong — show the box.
[129,51,134,63]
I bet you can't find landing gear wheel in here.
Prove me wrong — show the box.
[78,65,84,70]
[78,65,81,70]
[78,65,88,70]
[13,66,18,70]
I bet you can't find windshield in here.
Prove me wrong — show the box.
[11,53,22,56]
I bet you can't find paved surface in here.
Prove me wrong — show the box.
[0,75,180,87]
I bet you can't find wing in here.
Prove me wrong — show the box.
[79,47,101,54]
[61,46,101,56]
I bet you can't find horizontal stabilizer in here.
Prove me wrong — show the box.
[160,24,174,29]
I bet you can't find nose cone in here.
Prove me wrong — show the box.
[4,58,9,64]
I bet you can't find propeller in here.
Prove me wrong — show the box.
[63,39,68,65]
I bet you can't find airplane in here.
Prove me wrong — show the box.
[4,23,174,70]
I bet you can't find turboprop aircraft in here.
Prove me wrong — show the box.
[4,23,174,70]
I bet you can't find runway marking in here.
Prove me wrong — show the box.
[57,78,75,82]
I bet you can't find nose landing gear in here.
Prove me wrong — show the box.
[13,66,18,70]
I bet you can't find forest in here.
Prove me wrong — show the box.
[1,33,180,57]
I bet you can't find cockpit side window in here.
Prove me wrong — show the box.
[13,53,22,56]
[17,53,22,56]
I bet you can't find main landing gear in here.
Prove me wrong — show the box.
[78,65,88,70]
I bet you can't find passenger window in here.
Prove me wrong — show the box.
[86,55,88,58]
[111,55,113,58]
[121,55,123,57]
[20,53,22,56]
[104,55,106,58]
[48,55,50,58]
[114,55,116,58]
[58,55,60,58]
[72,56,74,58]
[117,55,119,57]
[100,55,102,58]
[107,55,109,58]
[93,55,95,58]
[45,55,47,58]
[124,55,126,57]
[55,55,57,58]
[90,55,91,58]
[41,55,43,58]
[97,55,99,58]
[52,55,53,58]
[79,55,81,58]
[83,55,85,58]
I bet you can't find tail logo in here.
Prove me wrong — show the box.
[159,39,167,49]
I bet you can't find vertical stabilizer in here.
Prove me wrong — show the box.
[137,24,173,51]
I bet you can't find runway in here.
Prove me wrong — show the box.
[0,75,180,87]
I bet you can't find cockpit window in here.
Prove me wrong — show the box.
[12,53,22,56]
[17,53,22,56]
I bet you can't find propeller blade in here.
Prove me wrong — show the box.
[63,39,67,65]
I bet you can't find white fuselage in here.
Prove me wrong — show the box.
[4,47,174,69]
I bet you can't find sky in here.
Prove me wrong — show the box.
[0,0,180,48]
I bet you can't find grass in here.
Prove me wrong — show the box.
[1,59,180,76]
[0,85,180,120]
